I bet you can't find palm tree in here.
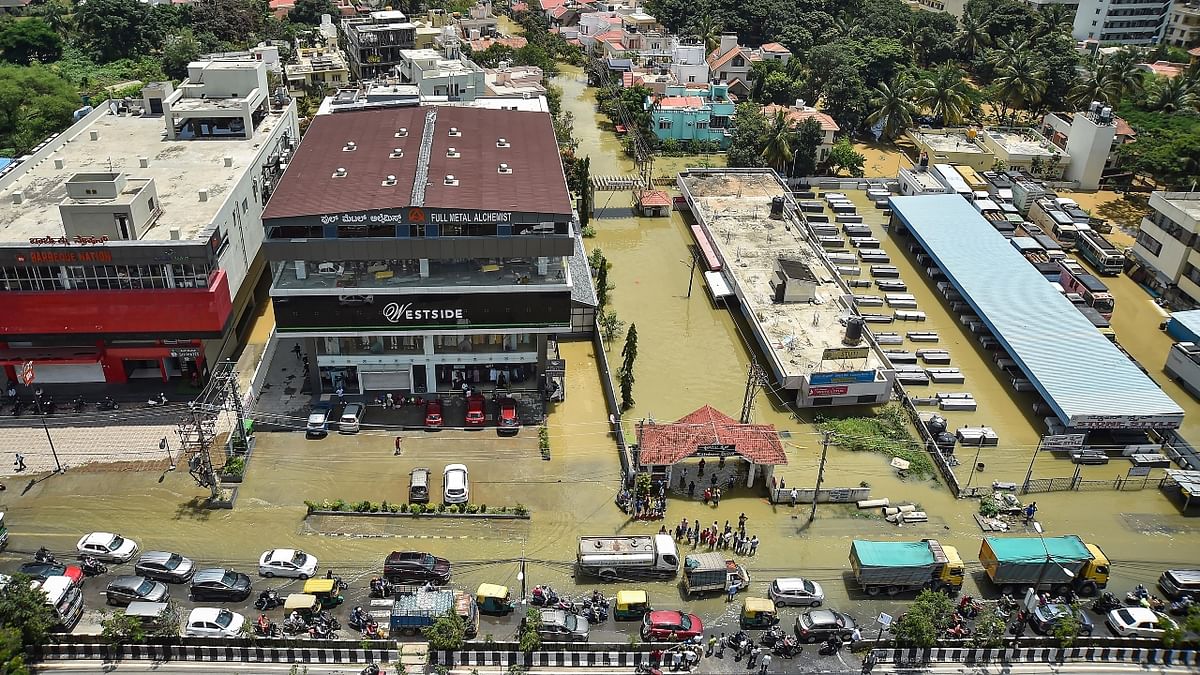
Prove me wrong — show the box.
[760,108,797,175]
[1035,4,1074,38]
[1144,76,1195,113]
[832,16,859,39]
[992,52,1048,123]
[913,62,973,126]
[868,77,919,141]
[987,36,1031,71]
[957,10,991,60]
[694,12,722,54]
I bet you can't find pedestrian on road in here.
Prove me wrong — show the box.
[770,476,777,492]
[714,488,721,507]
[292,343,302,359]
[779,478,786,489]
[759,653,772,674]
[789,487,798,507]
[13,453,24,472]
[738,512,747,532]
[850,627,862,646]
[1023,502,1038,525]
[698,458,706,476]
[748,646,761,668]
[688,481,696,498]
[749,535,759,556]
[707,634,717,656]
[703,487,711,505]
[336,386,345,403]
[727,580,739,602]
[394,436,403,456]
[717,633,726,658]
[710,472,718,487]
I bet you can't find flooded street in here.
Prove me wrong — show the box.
[0,66,1196,642]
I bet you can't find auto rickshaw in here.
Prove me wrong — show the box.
[475,583,515,616]
[613,589,650,621]
[283,593,322,622]
[739,597,779,629]
[303,578,344,609]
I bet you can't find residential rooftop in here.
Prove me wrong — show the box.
[680,171,886,378]
[985,129,1060,157]
[0,108,288,243]
[263,105,572,220]
[1160,191,1200,222]
[900,167,947,191]
[913,130,987,154]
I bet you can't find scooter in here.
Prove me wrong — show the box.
[360,665,381,675]
[255,614,281,637]
[725,630,751,654]
[146,393,168,407]
[347,606,371,631]
[282,618,308,635]
[361,620,381,639]
[35,547,57,564]
[96,397,119,411]
[369,577,394,598]
[1168,596,1195,616]
[79,556,107,577]
[254,589,283,610]
[71,396,87,413]
[773,636,802,659]
[759,626,786,647]
[818,636,843,656]
[530,585,559,607]
[1092,592,1122,613]
[309,623,336,639]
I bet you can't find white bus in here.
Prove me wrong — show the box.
[933,164,973,200]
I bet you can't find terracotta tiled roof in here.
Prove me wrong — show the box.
[637,189,671,207]
[1190,46,1200,57]
[706,46,744,72]
[469,36,528,51]
[637,405,787,466]
[1114,116,1135,138]
[760,42,789,53]
[764,104,839,132]
[511,1,528,10]
[539,0,565,10]
[657,95,704,108]
[594,29,625,43]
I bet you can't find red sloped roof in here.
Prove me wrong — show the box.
[539,0,565,9]
[637,405,787,466]
[760,42,789,53]
[637,189,671,207]
[764,104,839,132]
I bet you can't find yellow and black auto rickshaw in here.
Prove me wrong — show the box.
[475,584,515,616]
[303,579,344,609]
[613,589,651,621]
[283,594,322,622]
[739,597,779,630]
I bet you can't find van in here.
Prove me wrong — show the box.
[1158,569,1200,600]
[409,468,430,504]
[339,403,363,433]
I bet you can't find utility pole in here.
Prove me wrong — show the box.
[681,247,700,298]
[32,394,63,474]
[809,431,832,523]
[739,361,767,424]
[1021,438,1042,494]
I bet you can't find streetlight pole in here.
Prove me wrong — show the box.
[160,437,177,471]
[1021,439,1042,493]
[33,391,63,474]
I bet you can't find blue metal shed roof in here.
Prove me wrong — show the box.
[890,194,1184,428]
[1168,310,1200,344]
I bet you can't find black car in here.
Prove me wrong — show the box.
[135,551,196,583]
[105,576,169,606]
[383,551,451,585]
[794,609,858,643]
[189,568,252,602]
[18,561,83,584]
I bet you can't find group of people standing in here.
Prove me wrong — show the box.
[670,514,760,556]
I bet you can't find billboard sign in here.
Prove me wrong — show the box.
[822,347,869,360]
[811,371,876,385]
[1041,434,1086,449]
[809,386,849,397]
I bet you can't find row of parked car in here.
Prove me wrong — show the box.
[305,395,521,437]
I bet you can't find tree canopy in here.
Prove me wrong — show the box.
[0,64,79,155]
[0,18,63,65]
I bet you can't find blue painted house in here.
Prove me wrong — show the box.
[645,83,735,149]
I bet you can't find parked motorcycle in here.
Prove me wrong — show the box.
[360,664,381,675]
[818,636,843,656]
[281,618,308,635]
[308,623,336,639]
[254,589,283,610]
[773,636,802,659]
[35,547,57,564]
[10,399,22,416]
[96,397,120,411]
[146,393,169,407]
[79,556,107,577]
[759,626,786,647]
[1092,592,1122,613]
[71,396,87,413]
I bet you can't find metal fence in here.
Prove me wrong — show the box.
[1021,475,1167,494]
[893,381,964,497]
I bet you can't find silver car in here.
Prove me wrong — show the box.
[537,609,589,642]
[135,551,196,583]
[106,575,169,606]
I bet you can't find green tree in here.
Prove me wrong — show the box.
[594,251,611,310]
[691,9,722,54]
[101,610,147,646]
[1049,606,1083,648]
[822,64,870,133]
[725,102,769,168]
[0,19,63,65]
[971,606,1006,647]
[957,9,991,60]
[517,608,542,653]
[467,43,516,68]
[0,574,55,648]
[992,51,1047,123]
[287,0,337,25]
[74,0,154,61]
[27,0,72,38]
[760,108,796,174]
[0,64,79,156]
[891,589,956,648]
[1144,77,1194,113]
[0,627,28,674]
[162,29,202,80]
[913,62,972,126]
[598,309,625,343]
[792,116,823,178]
[422,610,466,650]
[618,323,638,411]
[826,137,865,177]
[189,0,271,47]
[867,76,918,141]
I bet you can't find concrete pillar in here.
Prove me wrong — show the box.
[745,461,755,488]
[305,337,321,394]
[419,259,430,278]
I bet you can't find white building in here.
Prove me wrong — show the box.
[1165,0,1200,47]
[669,38,709,85]
[706,33,790,98]
[979,128,1070,179]
[1072,0,1171,44]
[395,47,486,100]
[914,0,967,17]
[1131,191,1200,305]
[1039,105,1118,191]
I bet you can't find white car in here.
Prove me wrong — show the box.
[258,549,318,579]
[1105,607,1176,638]
[768,577,826,607]
[184,607,245,638]
[443,464,469,504]
[77,532,139,563]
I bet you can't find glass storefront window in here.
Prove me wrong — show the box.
[432,333,532,354]
[317,336,423,355]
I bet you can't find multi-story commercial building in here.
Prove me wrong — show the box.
[261,103,595,397]
[1072,0,1171,44]
[646,84,735,149]
[340,11,418,81]
[0,60,297,386]
[1166,0,1200,47]
[1041,106,1130,190]
[1130,191,1200,306]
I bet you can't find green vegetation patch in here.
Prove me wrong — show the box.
[816,405,933,478]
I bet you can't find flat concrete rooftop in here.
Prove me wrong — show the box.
[915,131,987,154]
[0,109,286,243]
[681,171,885,379]
[986,129,1059,157]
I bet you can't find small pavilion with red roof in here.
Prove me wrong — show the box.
[635,405,787,489]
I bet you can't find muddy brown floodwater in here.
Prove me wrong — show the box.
[0,67,1196,640]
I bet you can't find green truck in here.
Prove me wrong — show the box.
[979,535,1110,597]
[849,539,964,596]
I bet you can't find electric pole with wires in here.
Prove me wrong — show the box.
[739,360,768,424]
[175,360,250,504]
[809,431,833,523]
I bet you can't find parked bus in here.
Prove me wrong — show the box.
[933,164,972,199]
[1059,261,1115,319]
[36,576,83,631]
[954,165,988,192]
[1075,229,1124,276]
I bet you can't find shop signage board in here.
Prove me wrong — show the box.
[169,348,201,359]
[1127,466,1152,477]
[544,359,566,377]
[822,347,869,360]
[695,444,737,457]
[1068,414,1182,430]
[809,386,849,397]
[1041,433,1086,449]
[810,371,876,385]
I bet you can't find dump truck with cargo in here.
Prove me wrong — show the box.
[849,539,964,596]
[372,586,478,637]
[682,553,750,596]
[978,535,1109,597]
[577,534,679,580]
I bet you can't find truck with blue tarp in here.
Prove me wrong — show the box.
[374,586,478,637]
[849,539,964,596]
[978,535,1109,597]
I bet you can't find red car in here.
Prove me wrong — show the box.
[424,400,443,428]
[464,395,485,427]
[497,397,520,436]
[641,610,704,642]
